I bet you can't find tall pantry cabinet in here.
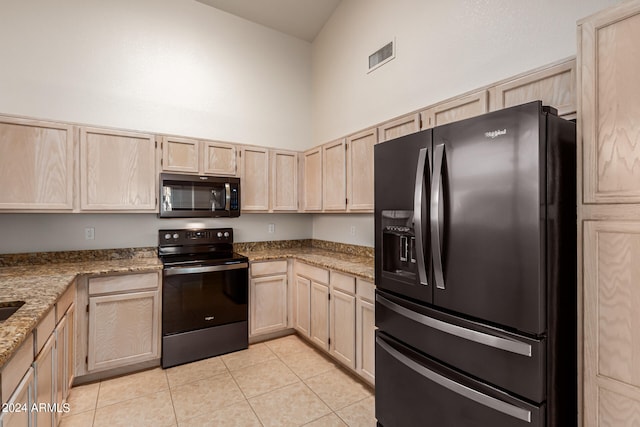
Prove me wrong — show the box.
[578,1,640,426]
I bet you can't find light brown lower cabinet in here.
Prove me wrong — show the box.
[583,220,640,425]
[0,367,34,427]
[294,261,375,385]
[34,334,55,427]
[249,260,289,338]
[76,271,161,378]
[294,275,311,336]
[356,278,375,385]
[330,272,356,369]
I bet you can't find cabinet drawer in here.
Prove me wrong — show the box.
[56,284,76,322]
[1,334,34,405]
[296,262,329,284]
[357,278,375,301]
[89,271,159,295]
[36,308,55,355]
[331,271,356,294]
[251,260,288,277]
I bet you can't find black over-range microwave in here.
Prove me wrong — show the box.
[159,173,240,218]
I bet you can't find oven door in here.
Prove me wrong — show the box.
[162,261,248,336]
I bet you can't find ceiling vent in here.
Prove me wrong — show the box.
[368,40,395,73]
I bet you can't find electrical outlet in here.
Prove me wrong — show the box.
[85,227,95,240]
[350,226,356,236]
[268,223,275,234]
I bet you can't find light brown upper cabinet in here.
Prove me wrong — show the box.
[270,149,298,211]
[302,147,323,212]
[239,146,298,212]
[580,5,640,204]
[239,146,270,211]
[421,90,489,129]
[490,59,576,119]
[79,127,157,211]
[322,139,347,211]
[0,116,74,210]
[347,128,376,212]
[162,136,236,176]
[377,113,420,143]
[578,2,640,426]
[161,136,199,174]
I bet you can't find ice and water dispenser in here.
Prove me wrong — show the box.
[381,210,418,281]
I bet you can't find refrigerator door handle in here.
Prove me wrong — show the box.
[431,143,445,290]
[377,294,533,357]
[413,147,429,286]
[377,336,533,423]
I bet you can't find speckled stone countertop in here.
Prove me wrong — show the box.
[0,241,373,371]
[0,253,162,370]
[236,240,374,281]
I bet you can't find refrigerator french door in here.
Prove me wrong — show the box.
[374,101,576,426]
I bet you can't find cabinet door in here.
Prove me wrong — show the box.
[357,297,375,385]
[0,116,74,210]
[491,59,576,118]
[0,368,34,427]
[87,290,160,372]
[35,334,55,427]
[161,136,199,173]
[347,128,376,212]
[202,141,237,176]
[583,221,640,426]
[378,113,420,143]
[55,315,66,423]
[271,150,298,211]
[294,276,311,336]
[250,274,288,337]
[310,281,330,350]
[302,147,322,211]
[322,139,346,211]
[581,6,640,204]
[421,90,488,129]
[330,288,356,369]
[240,146,270,211]
[80,127,157,211]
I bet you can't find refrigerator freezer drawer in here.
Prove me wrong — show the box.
[376,333,544,427]
[376,290,545,403]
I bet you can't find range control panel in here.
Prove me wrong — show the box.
[158,228,234,246]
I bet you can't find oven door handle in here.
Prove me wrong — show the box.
[164,262,248,276]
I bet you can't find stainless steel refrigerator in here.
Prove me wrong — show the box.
[374,101,576,426]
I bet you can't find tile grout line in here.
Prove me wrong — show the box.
[222,359,267,427]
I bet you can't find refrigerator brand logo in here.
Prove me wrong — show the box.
[485,129,507,139]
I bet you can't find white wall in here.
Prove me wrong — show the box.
[312,214,374,247]
[0,0,311,150]
[0,213,312,254]
[310,0,621,144]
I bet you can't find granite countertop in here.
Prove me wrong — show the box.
[239,247,375,281]
[0,241,373,371]
[0,257,163,370]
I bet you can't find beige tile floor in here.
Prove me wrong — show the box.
[60,334,376,427]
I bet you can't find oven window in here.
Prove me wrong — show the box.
[164,183,226,211]
[162,268,248,335]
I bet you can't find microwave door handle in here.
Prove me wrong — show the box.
[431,143,445,290]
[225,183,231,211]
[414,147,430,286]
